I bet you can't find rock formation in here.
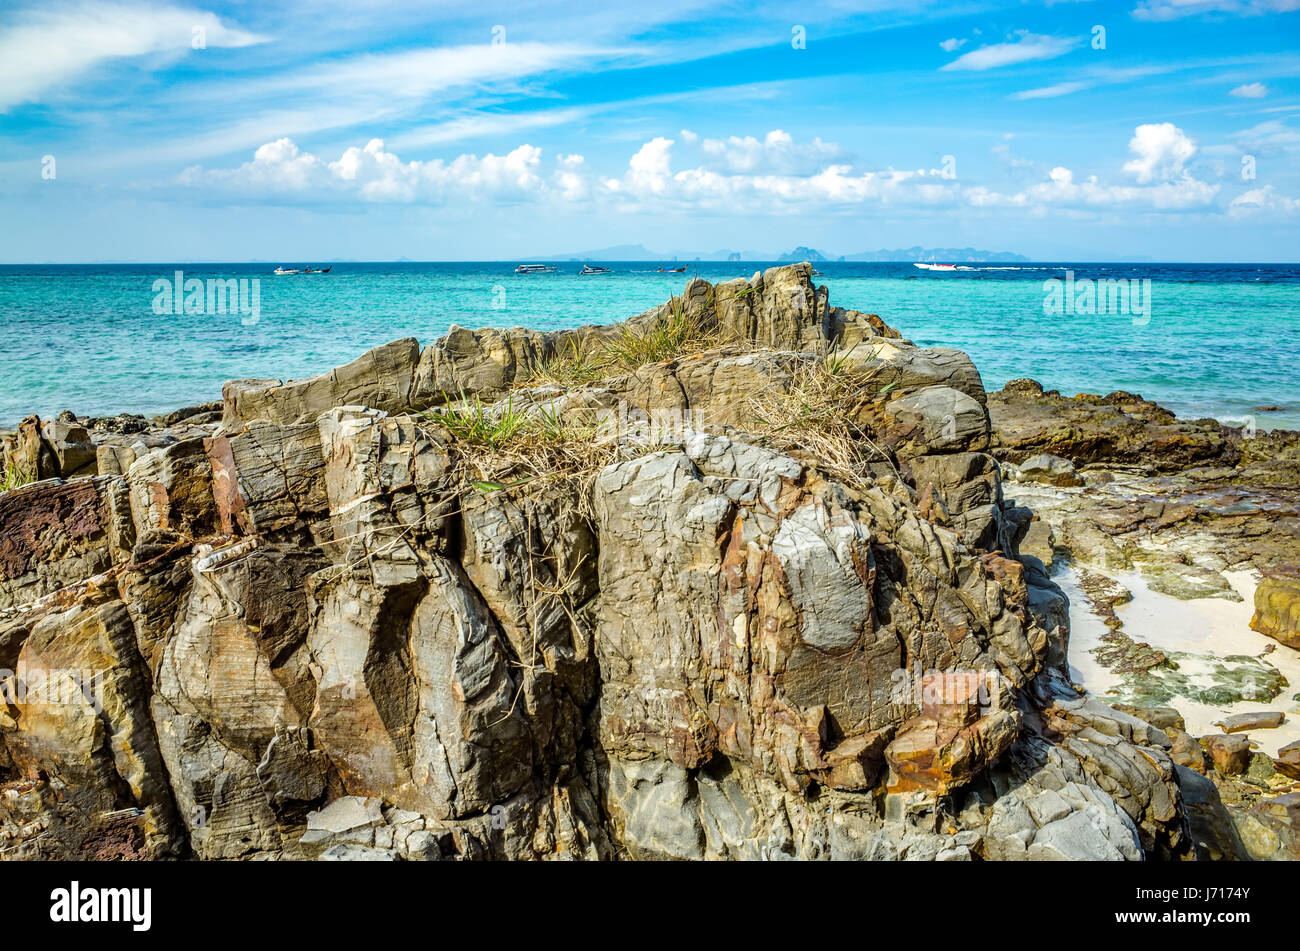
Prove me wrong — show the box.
[0,265,1241,860]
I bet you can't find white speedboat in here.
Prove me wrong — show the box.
[273,266,299,275]
[913,263,956,271]
[514,264,557,274]
[580,265,611,275]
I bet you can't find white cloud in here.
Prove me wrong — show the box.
[555,153,588,201]
[1133,0,1300,21]
[694,129,842,174]
[180,137,560,203]
[601,135,955,209]
[179,124,1233,218]
[0,1,265,112]
[967,164,1219,210]
[1232,119,1300,153]
[1230,82,1270,98]
[939,37,967,52]
[965,123,1221,211]
[234,42,605,104]
[1229,184,1300,215]
[624,137,675,195]
[1013,81,1090,100]
[390,107,591,152]
[1122,122,1198,182]
[941,32,1080,71]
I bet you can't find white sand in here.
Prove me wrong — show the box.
[1063,566,1300,758]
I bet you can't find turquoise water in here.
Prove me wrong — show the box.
[0,262,1296,429]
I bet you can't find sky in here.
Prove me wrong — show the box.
[0,0,1298,262]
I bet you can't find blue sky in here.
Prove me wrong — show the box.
[1,0,1298,261]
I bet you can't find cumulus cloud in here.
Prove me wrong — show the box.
[941,32,1080,71]
[939,37,967,52]
[623,136,675,195]
[966,164,1219,210]
[1230,82,1269,98]
[601,134,954,208]
[1122,123,1198,183]
[690,129,842,175]
[0,1,265,111]
[180,124,1236,218]
[964,123,1220,212]
[180,137,559,203]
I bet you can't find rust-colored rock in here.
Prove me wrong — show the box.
[1201,734,1251,777]
[884,709,1019,797]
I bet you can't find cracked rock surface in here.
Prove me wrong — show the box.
[0,265,1239,860]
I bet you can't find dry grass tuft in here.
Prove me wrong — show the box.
[604,299,720,369]
[747,344,900,488]
[526,298,727,388]
[423,397,651,519]
[529,336,609,389]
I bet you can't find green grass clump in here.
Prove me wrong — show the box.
[526,298,724,388]
[429,394,529,451]
[1,459,32,493]
[605,301,711,369]
[531,337,609,389]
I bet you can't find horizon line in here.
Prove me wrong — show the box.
[2,259,1298,266]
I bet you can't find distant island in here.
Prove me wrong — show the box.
[840,246,1030,263]
[536,243,1028,263]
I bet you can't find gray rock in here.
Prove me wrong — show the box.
[1016,452,1083,487]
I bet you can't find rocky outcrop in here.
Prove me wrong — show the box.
[987,379,1239,472]
[1251,567,1300,649]
[992,378,1300,601]
[0,265,1224,860]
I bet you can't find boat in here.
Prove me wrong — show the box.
[514,264,558,274]
[580,265,611,275]
[273,266,299,275]
[913,263,957,271]
[657,266,687,273]
[302,266,332,274]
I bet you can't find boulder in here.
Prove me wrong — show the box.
[1251,568,1300,650]
[1200,734,1251,776]
[221,337,420,429]
[40,419,98,478]
[881,385,989,459]
[1213,711,1284,734]
[1014,452,1083,487]
[1275,739,1300,780]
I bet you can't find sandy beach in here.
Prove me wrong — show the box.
[1065,566,1300,758]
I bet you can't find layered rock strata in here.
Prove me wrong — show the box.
[0,265,1234,860]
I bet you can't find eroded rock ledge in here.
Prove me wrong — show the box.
[0,264,1237,860]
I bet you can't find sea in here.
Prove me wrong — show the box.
[0,261,1296,430]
